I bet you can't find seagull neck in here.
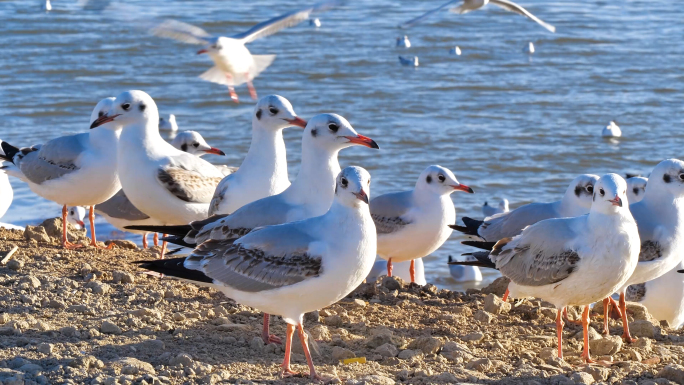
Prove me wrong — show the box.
[240,123,287,177]
[119,121,167,155]
[88,126,121,149]
[557,196,589,217]
[640,193,684,226]
[286,145,341,206]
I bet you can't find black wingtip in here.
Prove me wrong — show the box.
[462,240,496,251]
[678,269,684,274]
[125,224,192,238]
[160,235,196,249]
[0,141,20,163]
[451,217,483,237]
[134,257,213,284]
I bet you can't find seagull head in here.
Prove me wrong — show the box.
[566,174,600,209]
[626,176,648,204]
[197,37,226,56]
[645,159,684,199]
[67,206,86,229]
[171,131,225,157]
[335,166,371,207]
[499,198,509,211]
[591,174,627,213]
[91,90,159,130]
[254,95,307,130]
[89,97,119,130]
[303,113,379,152]
[416,165,473,196]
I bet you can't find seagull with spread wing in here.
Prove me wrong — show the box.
[151,1,339,103]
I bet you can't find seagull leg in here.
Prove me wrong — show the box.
[409,260,416,283]
[297,324,323,381]
[262,314,282,345]
[581,306,595,363]
[89,206,114,249]
[387,258,393,277]
[502,288,510,302]
[609,296,623,319]
[225,74,238,103]
[246,73,257,100]
[280,324,298,377]
[160,234,167,260]
[555,308,564,359]
[142,233,148,249]
[563,307,582,325]
[602,298,611,335]
[619,292,636,343]
[61,205,83,249]
[153,233,159,247]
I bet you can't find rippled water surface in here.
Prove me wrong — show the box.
[1,0,683,291]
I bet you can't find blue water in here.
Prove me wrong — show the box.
[1,0,683,291]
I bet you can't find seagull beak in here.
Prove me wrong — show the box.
[344,134,379,149]
[203,147,226,156]
[284,117,307,128]
[77,220,85,228]
[197,49,208,55]
[90,113,120,129]
[353,190,369,204]
[609,195,622,207]
[451,184,474,193]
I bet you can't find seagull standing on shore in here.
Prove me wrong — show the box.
[627,260,684,329]
[371,165,473,282]
[210,95,307,216]
[0,97,122,249]
[136,166,378,380]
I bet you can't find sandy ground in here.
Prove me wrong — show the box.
[2,223,684,385]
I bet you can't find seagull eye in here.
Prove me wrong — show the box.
[328,123,339,133]
[193,143,199,148]
[586,186,593,193]
[70,210,74,215]
[341,177,348,188]
[438,174,446,183]
[599,188,605,196]
[268,107,279,115]
[679,173,684,181]
[98,111,104,117]
[122,103,131,111]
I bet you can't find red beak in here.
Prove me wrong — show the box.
[609,195,622,207]
[353,190,369,204]
[77,220,85,227]
[90,113,121,129]
[284,116,307,128]
[344,134,379,149]
[197,49,208,55]
[203,147,226,156]
[451,183,474,193]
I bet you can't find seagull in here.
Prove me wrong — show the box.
[602,121,622,138]
[159,114,178,134]
[136,166,377,380]
[448,256,482,282]
[396,36,411,48]
[0,97,122,249]
[209,95,307,216]
[399,56,419,67]
[452,174,599,242]
[0,166,13,220]
[450,46,462,55]
[482,198,509,218]
[523,42,535,54]
[127,113,378,344]
[309,18,321,27]
[606,159,684,342]
[627,261,684,329]
[626,176,647,204]
[150,1,339,103]
[371,165,473,282]
[43,0,52,11]
[487,174,639,363]
[367,258,426,285]
[90,90,225,258]
[67,206,87,229]
[170,131,225,157]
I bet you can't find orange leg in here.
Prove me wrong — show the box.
[556,308,565,359]
[619,292,636,342]
[581,306,594,363]
[61,205,83,249]
[602,298,611,335]
[502,287,510,302]
[89,206,113,249]
[563,307,582,325]
[387,258,393,277]
[280,324,297,377]
[409,260,416,283]
[225,74,238,103]
[142,233,148,249]
[261,314,282,345]
[153,232,159,247]
[297,324,322,380]
[160,234,167,260]
[609,296,622,319]
[246,72,257,100]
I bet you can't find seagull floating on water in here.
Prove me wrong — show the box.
[43,0,52,11]
[396,36,411,48]
[523,42,535,54]
[399,56,419,67]
[482,198,509,218]
[309,18,321,27]
[602,121,622,138]
[399,0,555,33]
[136,166,378,380]
[450,46,462,55]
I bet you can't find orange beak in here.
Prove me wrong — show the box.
[197,49,208,55]
[90,113,121,129]
[203,147,226,156]
[451,184,474,193]
[609,195,622,207]
[285,117,307,128]
[344,134,379,149]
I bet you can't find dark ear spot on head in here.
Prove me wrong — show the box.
[664,174,672,183]
[574,186,581,197]
[426,175,432,183]
[256,109,262,120]
[311,128,317,137]
[139,103,146,112]
[633,187,640,195]
[181,143,187,151]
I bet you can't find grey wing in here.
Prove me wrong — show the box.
[479,202,557,241]
[189,223,321,292]
[158,155,224,203]
[95,189,150,221]
[233,0,341,43]
[370,191,413,234]
[18,134,85,185]
[151,19,214,45]
[398,0,460,29]
[492,217,581,286]
[489,0,556,32]
[638,240,662,262]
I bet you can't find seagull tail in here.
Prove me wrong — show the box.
[449,216,483,237]
[134,257,213,283]
[0,141,20,164]
[462,240,497,251]
[125,224,192,237]
[449,252,496,269]
[160,235,196,249]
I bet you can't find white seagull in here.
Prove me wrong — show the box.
[523,42,535,54]
[626,176,647,204]
[67,206,87,229]
[0,166,13,220]
[482,198,509,218]
[450,46,462,55]
[128,113,378,344]
[209,95,307,216]
[627,261,684,329]
[602,121,622,138]
[448,256,482,282]
[399,0,556,33]
[371,165,473,283]
[90,90,225,258]
[489,174,639,363]
[0,97,122,249]
[396,35,411,48]
[136,166,377,380]
[452,174,599,242]
[150,2,339,103]
[399,56,419,67]
[159,114,178,134]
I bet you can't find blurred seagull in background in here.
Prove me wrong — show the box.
[396,36,411,48]
[524,42,535,54]
[482,198,509,217]
[399,56,419,67]
[602,121,622,138]
[159,114,178,134]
